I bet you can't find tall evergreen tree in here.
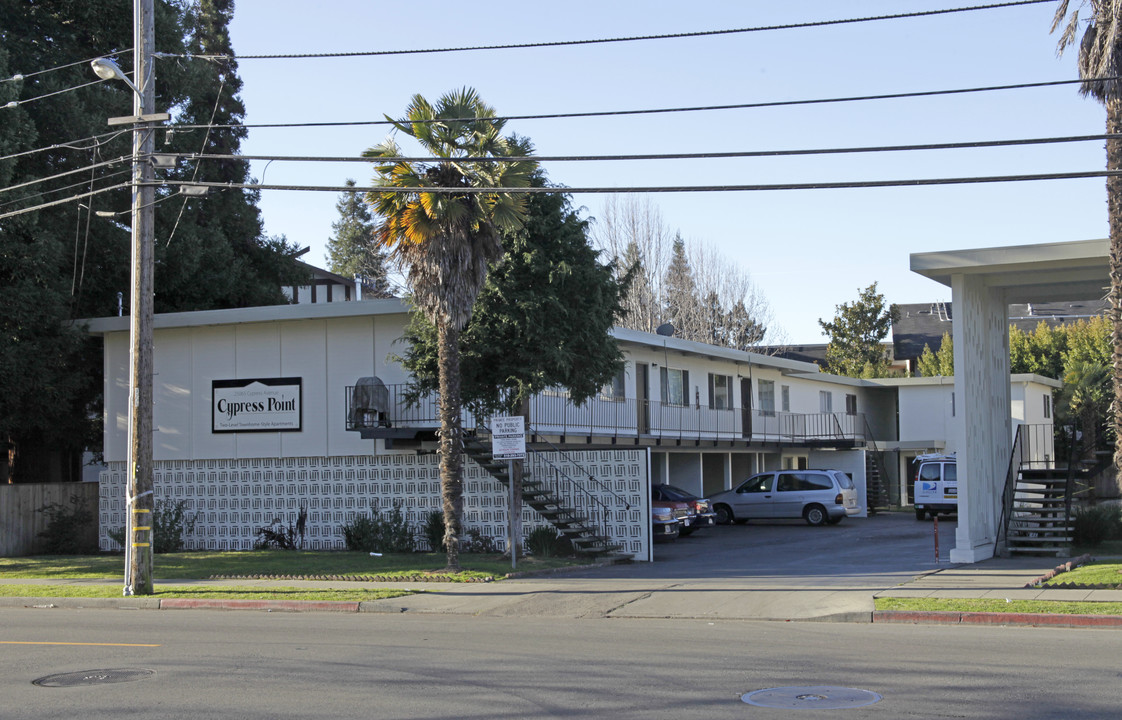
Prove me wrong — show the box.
[663,234,699,339]
[326,179,389,294]
[157,0,306,312]
[0,0,305,480]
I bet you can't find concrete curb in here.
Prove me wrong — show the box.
[873,610,1122,628]
[160,598,361,613]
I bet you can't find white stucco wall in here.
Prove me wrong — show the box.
[99,303,410,463]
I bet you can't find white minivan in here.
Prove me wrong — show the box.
[913,453,957,520]
[709,469,860,526]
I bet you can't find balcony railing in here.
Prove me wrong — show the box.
[347,383,867,445]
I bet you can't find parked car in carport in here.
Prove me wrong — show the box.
[709,470,860,526]
[651,495,692,542]
[650,484,717,535]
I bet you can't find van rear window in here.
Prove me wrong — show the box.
[832,471,854,489]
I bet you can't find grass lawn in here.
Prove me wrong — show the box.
[876,596,1122,615]
[1044,562,1122,588]
[0,584,412,602]
[0,551,588,582]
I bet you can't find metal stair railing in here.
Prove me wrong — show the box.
[861,418,894,513]
[471,421,629,555]
[997,424,1028,555]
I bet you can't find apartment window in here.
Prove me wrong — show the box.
[781,385,790,412]
[660,367,689,406]
[845,394,857,415]
[759,379,776,416]
[819,391,832,413]
[1043,394,1052,419]
[599,369,627,402]
[708,373,732,409]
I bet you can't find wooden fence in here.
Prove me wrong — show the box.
[0,482,100,556]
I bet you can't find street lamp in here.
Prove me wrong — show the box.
[90,57,140,96]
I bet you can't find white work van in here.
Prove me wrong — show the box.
[913,453,957,520]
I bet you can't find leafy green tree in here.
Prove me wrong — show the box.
[1061,360,1112,458]
[1009,321,1068,377]
[1053,0,1122,478]
[326,179,389,294]
[399,170,626,414]
[818,283,898,378]
[364,89,536,571]
[917,332,955,377]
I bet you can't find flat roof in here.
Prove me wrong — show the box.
[82,298,410,334]
[910,239,1109,304]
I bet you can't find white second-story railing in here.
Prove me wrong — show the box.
[347,384,867,445]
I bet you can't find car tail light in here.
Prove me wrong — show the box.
[835,493,843,504]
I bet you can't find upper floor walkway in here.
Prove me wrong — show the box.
[347,382,871,448]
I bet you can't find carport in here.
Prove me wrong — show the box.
[910,239,1109,562]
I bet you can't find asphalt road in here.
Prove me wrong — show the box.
[3,607,1118,719]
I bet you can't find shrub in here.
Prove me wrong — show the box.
[107,500,199,553]
[1073,503,1122,547]
[526,526,571,557]
[37,497,97,555]
[341,503,414,553]
[153,500,198,553]
[422,510,445,552]
[255,507,307,550]
[461,527,499,554]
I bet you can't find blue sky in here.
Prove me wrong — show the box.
[226,1,1106,343]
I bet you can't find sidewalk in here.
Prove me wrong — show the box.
[3,555,1121,626]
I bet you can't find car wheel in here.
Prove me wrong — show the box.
[915,508,926,521]
[714,504,734,525]
[804,504,827,526]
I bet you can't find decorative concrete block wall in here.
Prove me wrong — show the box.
[99,449,650,558]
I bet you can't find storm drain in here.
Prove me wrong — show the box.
[741,686,882,710]
[33,668,156,687]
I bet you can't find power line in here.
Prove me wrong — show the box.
[154,1,1051,62]
[163,77,1110,132]
[1,50,132,84]
[158,169,1122,195]
[4,78,112,109]
[0,155,131,196]
[0,182,132,221]
[0,168,133,210]
[180,134,1122,165]
[0,129,132,163]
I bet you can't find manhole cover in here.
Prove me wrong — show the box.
[33,668,155,687]
[741,686,882,709]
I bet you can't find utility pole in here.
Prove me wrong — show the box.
[124,0,156,596]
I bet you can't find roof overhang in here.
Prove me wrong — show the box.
[910,239,1109,304]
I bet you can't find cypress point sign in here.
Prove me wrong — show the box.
[212,377,303,433]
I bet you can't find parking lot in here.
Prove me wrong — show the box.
[585,511,953,587]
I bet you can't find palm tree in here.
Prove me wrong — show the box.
[364,89,536,571]
[1053,1,1122,482]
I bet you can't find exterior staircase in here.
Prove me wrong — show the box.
[462,436,630,560]
[1004,468,1072,556]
